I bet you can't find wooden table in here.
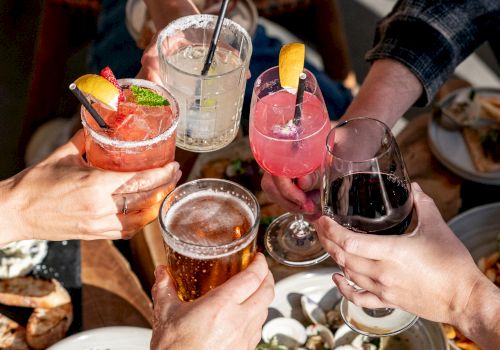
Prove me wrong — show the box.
[81,112,464,328]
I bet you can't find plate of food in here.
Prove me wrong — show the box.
[0,240,79,349]
[444,202,500,350]
[47,326,152,350]
[257,268,449,350]
[428,87,500,185]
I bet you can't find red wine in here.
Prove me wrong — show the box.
[326,172,413,235]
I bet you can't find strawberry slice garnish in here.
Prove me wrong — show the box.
[100,66,124,102]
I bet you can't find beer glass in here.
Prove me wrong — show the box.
[157,14,252,153]
[159,178,260,301]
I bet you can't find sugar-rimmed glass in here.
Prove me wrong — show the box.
[80,78,179,171]
[157,14,252,153]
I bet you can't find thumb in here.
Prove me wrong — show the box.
[211,253,269,304]
[411,182,445,231]
[296,169,320,192]
[152,265,181,308]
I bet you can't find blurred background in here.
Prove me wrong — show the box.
[1,0,499,179]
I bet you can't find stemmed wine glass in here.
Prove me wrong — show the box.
[321,117,418,336]
[249,66,330,266]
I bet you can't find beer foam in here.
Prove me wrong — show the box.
[165,190,255,244]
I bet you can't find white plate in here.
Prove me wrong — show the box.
[428,87,500,185]
[448,201,500,261]
[47,326,152,350]
[268,268,449,350]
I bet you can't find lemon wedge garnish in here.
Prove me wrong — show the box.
[279,43,305,89]
[74,74,120,111]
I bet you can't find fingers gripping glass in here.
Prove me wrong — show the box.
[321,117,418,336]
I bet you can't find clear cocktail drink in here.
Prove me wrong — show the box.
[81,78,179,171]
[159,179,259,301]
[157,14,252,152]
[250,89,330,178]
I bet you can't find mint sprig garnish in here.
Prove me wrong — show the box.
[131,85,170,106]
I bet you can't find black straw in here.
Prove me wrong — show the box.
[201,0,230,76]
[293,73,307,126]
[69,83,110,129]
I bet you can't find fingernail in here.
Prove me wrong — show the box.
[171,162,180,172]
[175,170,182,182]
[154,265,164,279]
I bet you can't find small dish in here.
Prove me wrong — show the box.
[428,87,500,185]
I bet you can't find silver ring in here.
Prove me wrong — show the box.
[122,196,128,215]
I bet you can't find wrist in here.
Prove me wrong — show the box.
[0,178,24,245]
[455,272,500,348]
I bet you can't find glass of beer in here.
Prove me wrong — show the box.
[159,178,260,301]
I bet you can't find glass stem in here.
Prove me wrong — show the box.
[289,214,309,239]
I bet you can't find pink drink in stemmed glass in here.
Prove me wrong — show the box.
[249,67,330,266]
[250,89,329,177]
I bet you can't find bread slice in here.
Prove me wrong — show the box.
[0,276,70,308]
[462,127,500,172]
[477,95,500,122]
[0,313,29,350]
[26,303,73,350]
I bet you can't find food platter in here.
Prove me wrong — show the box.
[264,267,449,349]
[48,326,152,350]
[428,87,500,185]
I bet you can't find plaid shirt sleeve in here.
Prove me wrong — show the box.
[365,0,500,106]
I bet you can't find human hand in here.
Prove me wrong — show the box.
[150,253,274,350]
[2,130,181,244]
[261,170,321,218]
[137,32,190,86]
[313,183,485,325]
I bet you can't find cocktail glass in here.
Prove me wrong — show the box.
[80,78,179,171]
[159,178,260,301]
[249,66,331,266]
[157,14,252,153]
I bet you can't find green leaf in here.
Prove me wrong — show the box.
[131,85,169,106]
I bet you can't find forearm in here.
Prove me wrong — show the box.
[0,178,24,246]
[457,274,500,350]
[144,0,200,31]
[341,59,423,128]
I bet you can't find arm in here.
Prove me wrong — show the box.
[0,178,22,246]
[143,0,199,31]
[458,275,500,350]
[0,131,181,246]
[340,58,422,128]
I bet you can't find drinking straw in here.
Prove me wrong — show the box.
[293,73,307,126]
[200,0,230,76]
[69,83,110,129]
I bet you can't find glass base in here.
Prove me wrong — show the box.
[264,212,329,267]
[340,297,418,337]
